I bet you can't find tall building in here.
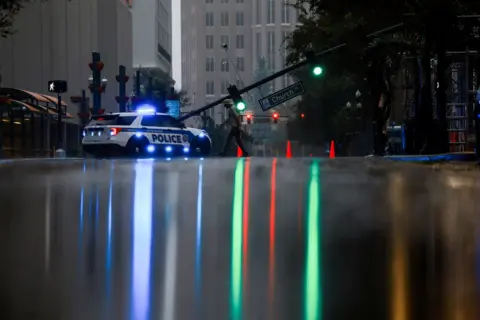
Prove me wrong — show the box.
[181,0,253,125]
[181,0,300,127]
[0,0,134,114]
[252,0,299,100]
[132,0,172,73]
[249,0,300,147]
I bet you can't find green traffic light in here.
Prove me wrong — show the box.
[313,66,323,76]
[236,102,246,111]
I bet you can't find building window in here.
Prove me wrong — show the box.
[220,35,229,48]
[236,57,245,71]
[220,12,229,26]
[206,81,214,95]
[236,12,244,26]
[206,35,214,49]
[221,80,229,94]
[282,0,290,23]
[236,34,244,49]
[267,31,275,70]
[206,12,214,26]
[256,0,261,24]
[281,31,289,66]
[256,32,261,60]
[206,57,215,72]
[221,58,229,72]
[269,82,275,93]
[267,0,275,24]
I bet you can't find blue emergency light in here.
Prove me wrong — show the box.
[137,105,156,114]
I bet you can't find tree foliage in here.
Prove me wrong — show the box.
[0,0,45,37]
[286,0,479,153]
[135,68,190,110]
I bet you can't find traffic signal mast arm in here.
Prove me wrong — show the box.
[178,23,404,122]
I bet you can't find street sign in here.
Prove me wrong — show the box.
[258,81,305,111]
[48,80,68,93]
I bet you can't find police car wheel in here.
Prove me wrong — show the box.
[191,138,211,156]
[126,136,149,157]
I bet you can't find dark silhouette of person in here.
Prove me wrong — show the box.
[221,99,249,156]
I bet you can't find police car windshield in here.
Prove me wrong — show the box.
[141,115,185,128]
[88,115,136,126]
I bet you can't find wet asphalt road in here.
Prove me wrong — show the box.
[0,158,479,320]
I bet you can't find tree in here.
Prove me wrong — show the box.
[286,0,479,155]
[0,0,46,37]
[252,56,269,102]
[134,68,190,111]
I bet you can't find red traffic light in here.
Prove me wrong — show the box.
[273,112,279,118]
[246,114,252,119]
[301,113,305,118]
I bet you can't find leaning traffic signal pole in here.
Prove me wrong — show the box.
[178,23,404,122]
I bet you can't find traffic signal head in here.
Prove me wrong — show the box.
[227,85,246,111]
[246,114,252,124]
[301,113,305,118]
[305,50,324,77]
[273,112,279,123]
[312,66,323,76]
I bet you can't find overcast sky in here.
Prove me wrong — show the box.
[172,1,181,89]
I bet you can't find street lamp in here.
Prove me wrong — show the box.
[355,90,362,108]
[101,77,108,92]
[346,101,352,109]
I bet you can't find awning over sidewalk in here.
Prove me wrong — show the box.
[0,88,72,118]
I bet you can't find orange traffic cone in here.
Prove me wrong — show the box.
[237,146,242,157]
[329,140,335,158]
[286,140,292,158]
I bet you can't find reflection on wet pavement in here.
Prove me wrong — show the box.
[0,158,479,319]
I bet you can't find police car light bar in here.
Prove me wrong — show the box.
[137,105,156,113]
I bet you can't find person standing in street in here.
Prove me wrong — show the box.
[220,99,249,157]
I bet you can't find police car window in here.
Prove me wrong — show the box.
[89,115,136,126]
[141,115,184,128]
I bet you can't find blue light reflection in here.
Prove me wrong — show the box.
[130,159,154,320]
[195,164,203,312]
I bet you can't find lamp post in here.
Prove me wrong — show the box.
[344,90,363,155]
[88,52,106,114]
[115,65,130,112]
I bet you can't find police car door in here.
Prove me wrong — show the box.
[140,115,190,147]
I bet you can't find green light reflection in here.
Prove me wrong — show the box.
[230,159,244,320]
[305,161,322,320]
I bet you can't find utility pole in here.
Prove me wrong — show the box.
[179,23,404,122]
[88,52,106,114]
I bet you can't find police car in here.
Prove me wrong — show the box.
[82,107,211,157]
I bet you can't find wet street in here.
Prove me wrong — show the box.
[0,158,479,320]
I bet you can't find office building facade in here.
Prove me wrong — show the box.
[181,0,300,126]
[181,0,253,126]
[0,0,134,115]
[132,0,172,73]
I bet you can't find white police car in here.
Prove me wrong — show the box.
[82,107,211,157]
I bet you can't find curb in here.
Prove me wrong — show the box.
[0,158,84,164]
[383,152,476,162]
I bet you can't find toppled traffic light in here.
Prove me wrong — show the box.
[305,51,323,77]
[227,85,246,111]
[273,112,279,124]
